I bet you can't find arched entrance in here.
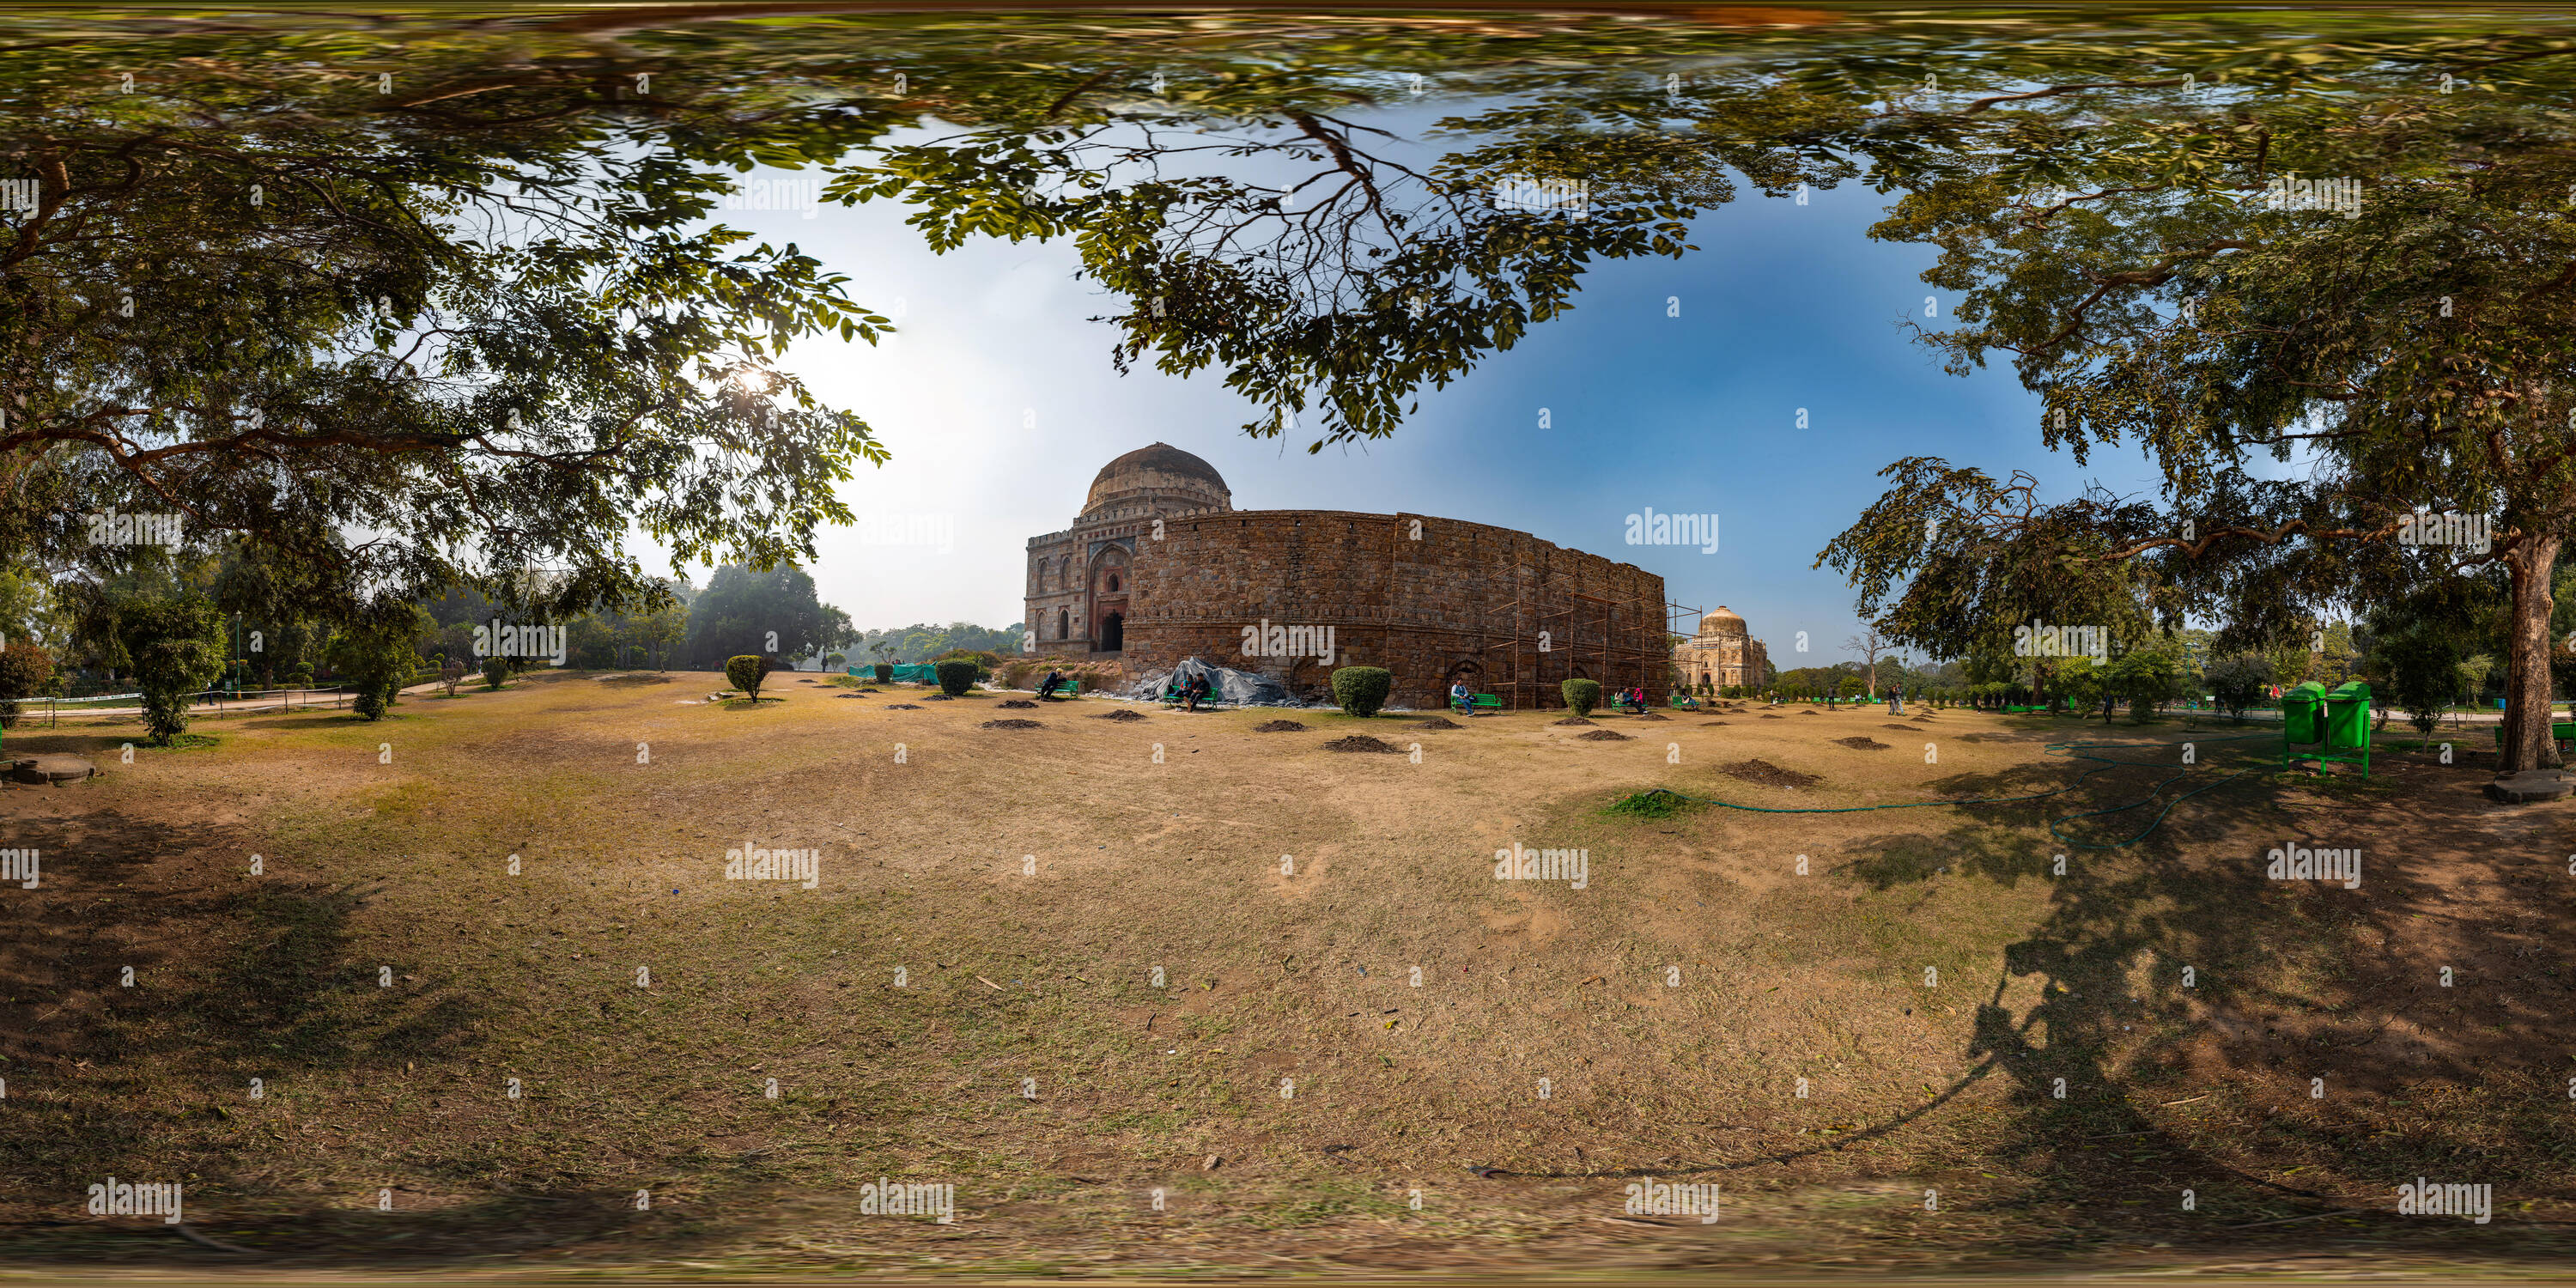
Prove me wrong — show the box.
[1100,612,1124,653]
[1055,608,1069,641]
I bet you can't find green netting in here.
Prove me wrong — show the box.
[848,665,944,684]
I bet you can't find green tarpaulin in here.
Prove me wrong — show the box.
[850,665,945,684]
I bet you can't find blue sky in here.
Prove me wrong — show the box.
[691,112,2175,667]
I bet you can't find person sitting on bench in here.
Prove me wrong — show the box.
[1037,669,1063,700]
[1450,681,1473,714]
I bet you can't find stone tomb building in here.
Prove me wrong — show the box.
[1671,605,1771,693]
[1024,444,1673,709]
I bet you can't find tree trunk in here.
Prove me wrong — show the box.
[2500,534,2563,775]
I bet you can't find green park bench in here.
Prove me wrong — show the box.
[2493,721,2576,751]
[1471,693,1504,714]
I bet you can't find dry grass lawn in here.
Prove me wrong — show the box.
[5,672,2576,1276]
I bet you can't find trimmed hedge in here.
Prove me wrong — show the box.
[933,659,978,696]
[1561,677,1601,717]
[1330,666,1392,718]
[726,655,771,700]
[874,663,894,683]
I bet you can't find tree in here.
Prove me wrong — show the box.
[104,593,228,744]
[1844,627,1891,697]
[2105,642,2182,723]
[726,655,772,702]
[0,643,54,728]
[330,604,432,721]
[2204,653,2274,725]
[4,32,892,635]
[686,565,834,669]
[2376,629,2466,748]
[1830,54,2576,777]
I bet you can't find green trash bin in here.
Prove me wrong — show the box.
[2281,681,2328,745]
[2325,682,2372,750]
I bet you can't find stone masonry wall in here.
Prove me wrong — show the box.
[1121,510,1668,710]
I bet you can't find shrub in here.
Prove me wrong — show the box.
[873,662,893,683]
[1561,677,1601,716]
[2203,653,2272,724]
[0,643,55,728]
[289,662,315,687]
[933,647,998,681]
[1330,666,1393,718]
[824,652,846,670]
[481,653,508,690]
[726,654,771,700]
[933,659,978,696]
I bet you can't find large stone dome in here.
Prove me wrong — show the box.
[1698,605,1747,636]
[1080,442,1231,521]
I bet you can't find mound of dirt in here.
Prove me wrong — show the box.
[1835,737,1890,750]
[998,699,1038,708]
[1634,714,1670,721]
[1412,716,1463,730]
[1322,734,1401,753]
[1885,724,1924,732]
[1724,758,1821,788]
[1798,709,1820,715]
[1759,714,1785,720]
[981,719,1045,730]
[922,693,955,701]
[1699,720,1731,726]
[1254,720,1309,732]
[885,703,921,710]
[1094,709,1150,721]
[858,688,881,693]
[1577,729,1634,742]
[835,693,866,700]
[1553,717,1597,726]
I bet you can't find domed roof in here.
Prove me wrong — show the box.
[1082,442,1231,518]
[1698,605,1747,636]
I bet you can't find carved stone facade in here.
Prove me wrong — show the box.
[1024,446,1669,709]
[1672,605,1771,692]
[1024,443,1233,658]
